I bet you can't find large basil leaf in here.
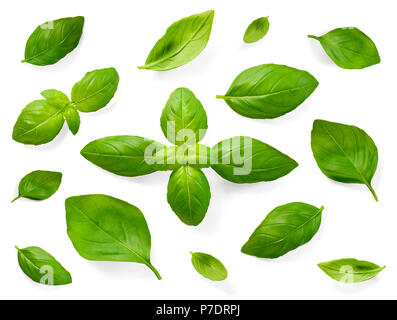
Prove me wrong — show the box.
[63,106,80,135]
[308,27,380,69]
[242,202,324,259]
[243,17,270,44]
[22,16,84,66]
[41,89,70,108]
[81,136,165,177]
[216,64,319,119]
[311,120,379,201]
[167,166,211,226]
[71,68,119,112]
[12,100,65,145]
[138,10,214,71]
[66,194,161,279]
[190,252,228,281]
[12,170,62,203]
[16,246,72,286]
[160,88,208,145]
[211,136,298,184]
[318,258,385,283]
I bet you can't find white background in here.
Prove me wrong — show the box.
[0,0,396,300]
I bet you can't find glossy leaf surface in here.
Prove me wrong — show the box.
[41,89,70,108]
[244,17,270,43]
[191,252,228,281]
[63,106,80,135]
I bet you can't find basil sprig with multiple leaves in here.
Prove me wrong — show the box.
[190,252,228,281]
[13,68,119,146]
[311,120,379,201]
[82,87,298,226]
[318,259,385,283]
[217,64,319,119]
[22,16,84,66]
[243,17,270,44]
[242,202,324,259]
[139,10,214,71]
[309,27,380,69]
[66,194,162,280]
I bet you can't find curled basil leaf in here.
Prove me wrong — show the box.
[139,10,214,71]
[309,27,380,69]
[66,194,161,280]
[16,246,72,286]
[244,17,270,44]
[311,120,379,201]
[41,89,70,108]
[22,16,84,66]
[63,106,80,135]
[191,252,228,281]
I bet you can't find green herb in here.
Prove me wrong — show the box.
[22,16,84,66]
[216,64,318,119]
[311,120,379,201]
[244,17,270,44]
[190,252,228,281]
[12,170,62,203]
[139,10,214,71]
[242,202,324,259]
[308,27,380,69]
[65,194,161,280]
[16,246,72,286]
[318,259,385,283]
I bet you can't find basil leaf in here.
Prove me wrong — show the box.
[12,170,62,203]
[139,10,214,71]
[217,64,318,119]
[81,136,165,177]
[311,120,379,201]
[16,246,72,286]
[190,252,228,281]
[66,194,161,280]
[22,16,84,66]
[242,202,324,259]
[211,136,298,183]
[308,27,380,69]
[243,17,270,44]
[12,100,65,145]
[63,106,80,135]
[167,166,211,226]
[71,68,119,112]
[318,259,385,283]
[41,89,70,108]
[160,88,208,145]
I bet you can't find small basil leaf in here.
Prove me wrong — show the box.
[242,202,324,259]
[308,27,380,69]
[139,10,214,71]
[217,64,319,119]
[243,17,270,44]
[211,136,298,183]
[41,89,70,108]
[190,252,228,281]
[63,107,80,135]
[66,194,161,280]
[318,259,385,283]
[81,136,165,177]
[311,120,379,201]
[71,68,119,112]
[22,16,84,66]
[167,166,211,226]
[13,100,65,145]
[12,170,62,203]
[16,246,72,286]
[160,88,208,145]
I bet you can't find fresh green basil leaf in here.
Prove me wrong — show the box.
[71,68,119,112]
[190,252,228,281]
[139,10,214,71]
[81,136,165,177]
[12,170,62,203]
[160,88,208,145]
[66,194,161,280]
[217,64,318,119]
[16,246,72,286]
[22,16,84,66]
[41,89,70,108]
[242,202,324,259]
[63,106,80,135]
[243,17,270,44]
[311,120,379,201]
[308,27,380,69]
[318,259,385,283]
[211,136,298,183]
[167,166,211,226]
[13,100,65,145]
